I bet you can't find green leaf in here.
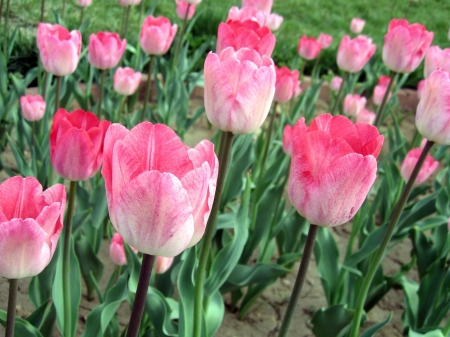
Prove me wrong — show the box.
[408,329,445,337]
[145,287,179,336]
[204,290,225,336]
[0,310,44,337]
[360,312,392,337]
[401,277,420,330]
[344,224,387,267]
[310,305,355,337]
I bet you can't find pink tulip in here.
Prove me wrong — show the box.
[417,79,425,99]
[50,109,111,181]
[176,0,196,20]
[216,20,275,57]
[382,19,433,74]
[109,233,138,266]
[20,94,46,122]
[330,76,343,91]
[424,46,450,79]
[0,176,66,279]
[140,16,178,55]
[373,75,392,106]
[401,148,439,185]
[204,47,275,134]
[114,67,142,96]
[76,0,92,6]
[274,65,301,103]
[318,33,333,49]
[356,109,376,125]
[101,122,218,257]
[288,114,383,227]
[155,256,174,274]
[298,36,322,60]
[36,23,81,77]
[337,35,376,73]
[282,124,293,156]
[184,0,201,4]
[416,70,450,145]
[88,32,126,70]
[118,0,142,5]
[241,0,273,14]
[227,6,266,27]
[350,18,365,34]
[265,13,283,31]
[343,94,366,116]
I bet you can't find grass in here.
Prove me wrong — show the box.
[5,0,450,83]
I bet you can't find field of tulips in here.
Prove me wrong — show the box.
[1,0,450,336]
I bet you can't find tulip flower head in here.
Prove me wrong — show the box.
[330,76,343,91]
[424,46,450,79]
[382,19,433,74]
[118,0,142,5]
[274,66,301,103]
[204,47,276,134]
[20,94,46,122]
[350,18,365,34]
[282,124,293,156]
[176,0,196,20]
[241,0,273,14]
[265,13,283,31]
[373,75,392,106]
[337,35,376,73]
[109,233,138,265]
[140,16,178,55]
[417,79,425,99]
[114,67,142,96]
[77,0,92,6]
[343,94,367,116]
[155,256,174,274]
[0,176,66,279]
[184,0,201,4]
[288,114,383,227]
[298,36,322,60]
[318,33,333,49]
[227,6,266,27]
[88,32,127,70]
[102,122,219,257]
[356,109,376,125]
[401,148,439,185]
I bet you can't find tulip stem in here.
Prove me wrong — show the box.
[278,224,319,337]
[193,131,235,337]
[3,0,10,58]
[55,76,62,112]
[0,0,3,32]
[138,0,145,24]
[97,69,106,119]
[126,254,155,337]
[40,0,45,22]
[173,4,191,67]
[121,6,131,39]
[141,55,154,121]
[349,140,434,337]
[374,71,396,128]
[5,279,18,337]
[31,121,35,148]
[330,72,348,115]
[79,6,85,27]
[61,0,66,20]
[118,95,126,124]
[312,54,320,85]
[62,181,77,337]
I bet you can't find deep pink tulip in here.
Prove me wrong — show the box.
[20,94,46,122]
[282,124,293,156]
[382,19,433,74]
[424,46,450,79]
[0,176,66,279]
[337,35,376,73]
[118,0,141,5]
[241,0,273,13]
[109,233,137,266]
[416,70,450,145]
[76,0,92,6]
[50,109,111,181]
[401,148,439,185]
[88,32,126,70]
[114,67,142,96]
[227,6,266,27]
[350,18,365,34]
[176,0,196,20]
[155,256,174,274]
[36,23,81,77]
[265,13,283,31]
[298,36,322,60]
[373,75,392,106]
[417,79,425,99]
[217,20,275,57]
[318,33,333,49]
[288,114,383,227]
[140,16,178,55]
[102,122,218,257]
[343,94,366,116]
[274,65,301,103]
[204,47,275,134]
[330,76,343,91]
[356,109,376,125]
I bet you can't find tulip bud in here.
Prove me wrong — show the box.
[318,33,333,49]
[350,18,365,34]
[175,0,196,20]
[298,36,322,60]
[356,109,376,125]
[20,94,46,122]
[329,76,342,91]
[118,0,142,6]
[401,148,439,185]
[227,6,266,26]
[274,65,301,103]
[241,0,273,14]
[417,79,425,100]
[77,0,92,6]
[110,233,138,265]
[337,35,376,73]
[372,75,392,106]
[88,32,127,70]
[343,94,366,116]
[140,16,178,55]
[155,256,174,274]
[114,67,142,96]
[282,124,293,156]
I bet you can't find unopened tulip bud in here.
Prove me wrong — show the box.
[401,148,439,185]
[140,16,178,55]
[318,33,333,49]
[330,76,342,91]
[155,256,174,274]
[356,109,376,125]
[337,35,376,73]
[88,32,127,70]
[298,36,322,60]
[350,18,365,34]
[77,0,92,6]
[114,67,142,96]
[274,65,301,103]
[20,94,46,122]
[343,94,366,116]
[175,0,196,20]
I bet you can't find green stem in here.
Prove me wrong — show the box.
[79,6,85,27]
[374,71,396,128]
[442,315,450,336]
[278,224,319,337]
[330,72,348,115]
[141,55,154,121]
[122,6,131,39]
[173,4,191,66]
[193,131,235,337]
[119,7,127,38]
[5,279,18,337]
[348,140,435,337]
[97,69,106,118]
[3,0,10,58]
[138,0,145,24]
[31,121,35,148]
[40,0,45,22]
[62,181,77,337]
[126,254,155,337]
[118,95,126,124]
[0,0,4,31]
[61,0,66,20]
[312,54,320,85]
[41,70,48,99]
[55,76,62,112]
[409,129,420,151]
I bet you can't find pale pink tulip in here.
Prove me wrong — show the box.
[118,0,141,5]
[114,67,142,96]
[109,233,138,266]
[350,18,365,34]
[102,122,218,256]
[265,13,283,31]
[76,0,92,6]
[204,47,275,134]
[0,176,66,279]
[176,0,196,20]
[288,114,383,227]
[20,94,46,122]
[373,75,392,106]
[88,32,126,70]
[298,36,322,60]
[318,33,333,49]
[416,70,450,145]
[155,256,174,274]
[329,76,343,91]
[227,6,266,27]
[36,23,81,77]
[241,0,273,13]
[337,35,376,73]
[417,79,425,99]
[424,46,450,79]
[401,148,439,185]
[140,16,178,55]
[382,19,433,74]
[356,109,376,125]
[282,124,293,156]
[216,20,275,57]
[343,94,366,116]
[274,66,301,103]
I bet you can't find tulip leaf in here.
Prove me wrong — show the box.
[360,312,392,337]
[310,305,356,337]
[238,279,277,319]
[400,277,420,330]
[408,330,445,337]
[124,243,141,294]
[204,290,225,337]
[145,287,179,337]
[0,310,44,337]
